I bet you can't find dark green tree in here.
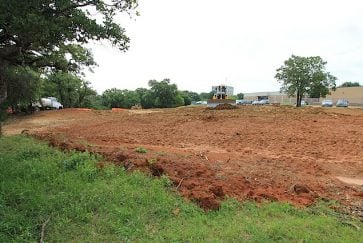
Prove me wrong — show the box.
[102,88,140,109]
[237,93,244,99]
[45,72,81,108]
[5,66,41,112]
[84,94,105,110]
[135,88,150,108]
[182,91,201,102]
[308,82,330,98]
[0,0,137,134]
[338,81,361,87]
[77,81,97,108]
[0,0,135,100]
[140,90,155,109]
[275,55,337,107]
[148,79,184,108]
[181,93,191,106]
[199,92,214,100]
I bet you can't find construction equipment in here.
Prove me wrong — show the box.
[207,84,236,108]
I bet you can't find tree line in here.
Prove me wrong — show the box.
[1,73,224,112]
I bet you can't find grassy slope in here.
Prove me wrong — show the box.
[0,136,362,242]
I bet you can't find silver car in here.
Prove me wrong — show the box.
[336,99,349,107]
[321,99,333,107]
[258,99,270,105]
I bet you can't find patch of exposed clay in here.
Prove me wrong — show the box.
[337,176,363,186]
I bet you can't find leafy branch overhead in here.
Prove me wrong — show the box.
[275,55,337,107]
[0,0,137,66]
[0,0,138,125]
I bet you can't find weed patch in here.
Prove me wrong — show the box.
[135,147,148,153]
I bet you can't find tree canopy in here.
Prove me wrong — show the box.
[199,92,214,100]
[102,88,140,109]
[0,0,137,101]
[275,55,337,107]
[99,80,206,109]
[237,93,244,99]
[338,81,361,87]
[0,0,138,134]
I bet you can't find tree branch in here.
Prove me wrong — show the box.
[47,0,98,16]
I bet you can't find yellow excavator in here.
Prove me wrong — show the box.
[207,84,236,108]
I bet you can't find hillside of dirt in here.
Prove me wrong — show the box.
[4,106,363,214]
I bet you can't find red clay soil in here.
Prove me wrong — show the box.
[4,106,363,214]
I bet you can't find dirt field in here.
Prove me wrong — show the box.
[4,106,363,214]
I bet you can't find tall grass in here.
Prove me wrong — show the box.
[0,136,362,242]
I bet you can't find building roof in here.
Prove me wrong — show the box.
[244,91,282,97]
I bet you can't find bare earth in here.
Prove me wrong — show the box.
[4,106,363,213]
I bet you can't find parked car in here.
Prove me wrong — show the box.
[336,99,349,107]
[321,99,333,107]
[258,99,270,105]
[236,99,252,105]
[252,99,269,105]
[195,101,207,105]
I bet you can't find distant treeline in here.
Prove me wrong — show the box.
[99,79,216,109]
[0,74,219,114]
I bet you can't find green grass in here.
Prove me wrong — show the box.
[0,136,362,242]
[135,147,148,153]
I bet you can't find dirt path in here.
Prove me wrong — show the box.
[4,106,363,213]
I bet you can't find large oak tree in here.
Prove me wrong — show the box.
[275,55,337,107]
[0,0,137,134]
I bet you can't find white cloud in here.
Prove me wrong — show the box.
[85,0,363,94]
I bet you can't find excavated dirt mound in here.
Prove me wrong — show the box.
[4,107,363,215]
[210,103,237,110]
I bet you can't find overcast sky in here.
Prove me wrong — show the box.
[85,0,363,94]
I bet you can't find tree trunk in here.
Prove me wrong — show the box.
[0,59,8,136]
[78,83,88,108]
[296,90,301,107]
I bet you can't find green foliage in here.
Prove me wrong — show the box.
[83,94,109,110]
[148,79,184,108]
[275,55,337,107]
[139,89,155,109]
[135,147,148,153]
[339,81,361,87]
[102,88,140,109]
[0,0,136,65]
[121,79,189,109]
[199,91,214,100]
[0,103,7,121]
[182,91,201,103]
[180,91,192,106]
[42,72,97,108]
[309,81,330,98]
[5,66,41,112]
[0,0,137,117]
[0,136,362,242]
[237,93,244,99]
